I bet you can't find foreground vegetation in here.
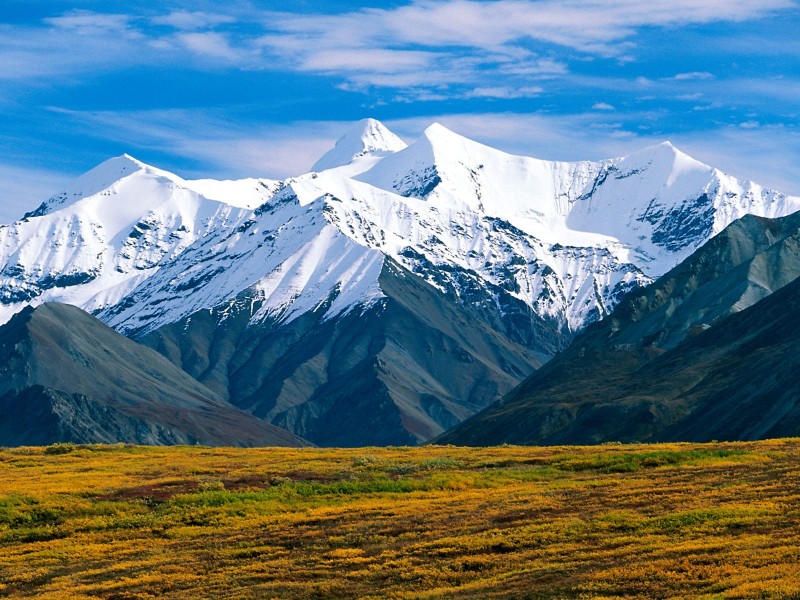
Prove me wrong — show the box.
[2,440,800,599]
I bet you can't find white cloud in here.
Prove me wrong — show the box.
[0,1,793,102]
[592,102,615,110]
[298,48,435,74]
[261,0,796,60]
[0,9,154,81]
[249,0,794,95]
[176,32,242,61]
[43,10,132,35]
[151,11,235,31]
[671,71,715,80]
[464,86,543,99]
[692,102,724,111]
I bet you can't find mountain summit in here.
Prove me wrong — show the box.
[312,118,407,171]
[25,154,151,217]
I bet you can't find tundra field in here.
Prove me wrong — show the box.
[2,440,800,599]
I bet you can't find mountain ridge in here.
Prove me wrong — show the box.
[3,120,797,336]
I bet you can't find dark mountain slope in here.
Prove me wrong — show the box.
[142,259,566,446]
[439,212,800,445]
[0,303,307,447]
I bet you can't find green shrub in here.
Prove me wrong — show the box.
[44,442,77,455]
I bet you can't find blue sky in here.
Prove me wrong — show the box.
[1,0,799,221]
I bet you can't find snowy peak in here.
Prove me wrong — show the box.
[80,153,149,184]
[355,121,518,205]
[312,118,407,172]
[0,153,256,326]
[613,141,712,182]
[403,121,502,166]
[25,154,176,218]
[356,118,407,153]
[422,122,485,150]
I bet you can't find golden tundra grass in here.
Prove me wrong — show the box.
[2,440,800,599]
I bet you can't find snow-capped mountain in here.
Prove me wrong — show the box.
[312,118,407,172]
[0,155,259,324]
[3,120,795,334]
[1,119,798,444]
[98,120,800,335]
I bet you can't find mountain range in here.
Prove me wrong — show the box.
[1,118,798,446]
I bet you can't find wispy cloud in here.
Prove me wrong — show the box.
[44,107,341,179]
[261,0,794,56]
[151,11,236,31]
[175,32,242,61]
[298,48,435,75]
[2,1,792,95]
[254,0,795,90]
[43,10,132,35]
[464,86,543,99]
[670,71,716,81]
[0,8,245,82]
[0,11,147,80]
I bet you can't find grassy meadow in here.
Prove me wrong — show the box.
[1,440,800,599]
